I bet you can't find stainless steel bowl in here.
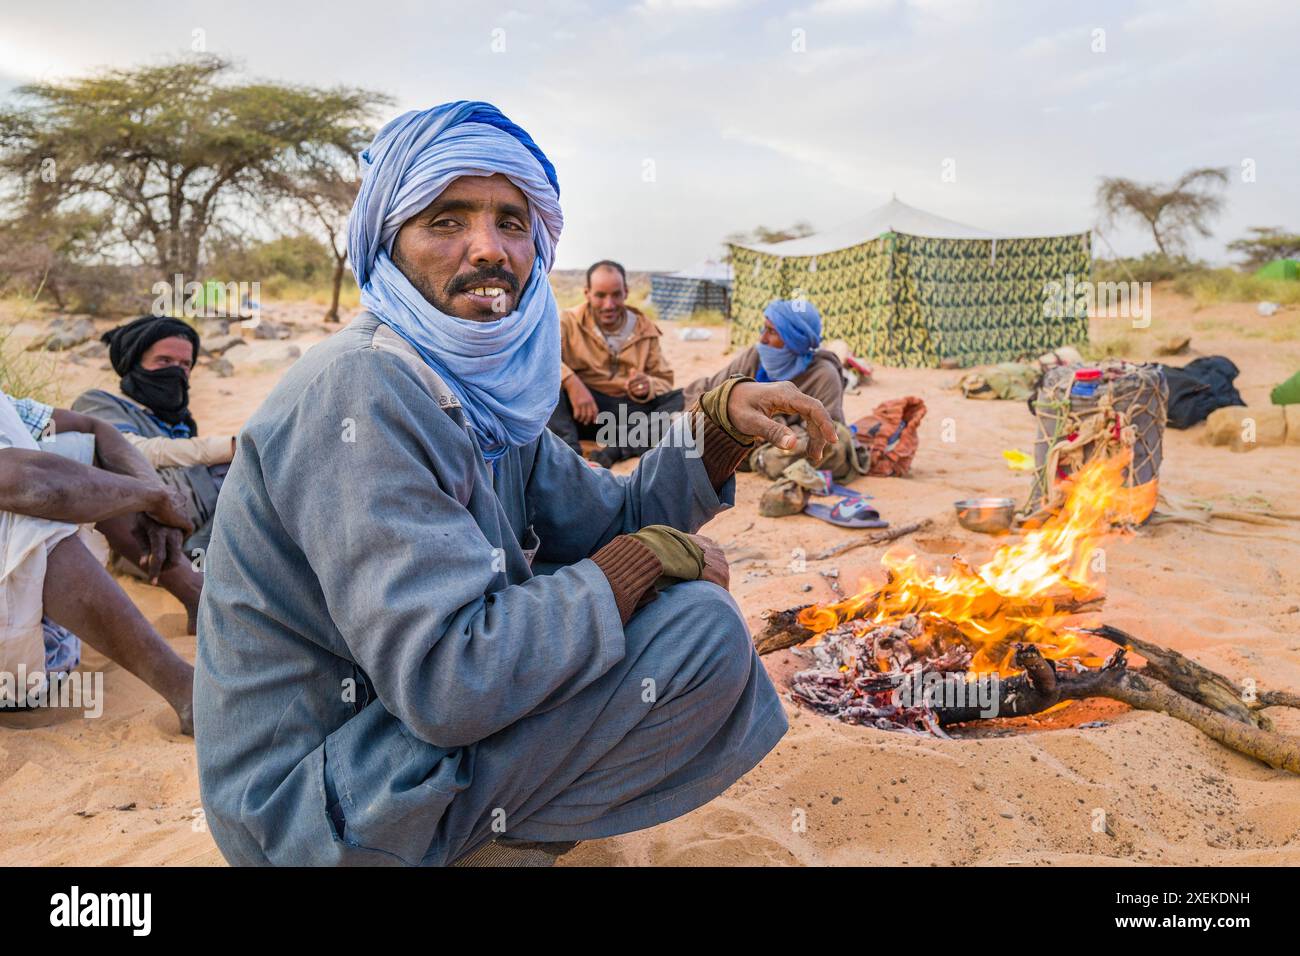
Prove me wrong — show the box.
[954,497,1017,534]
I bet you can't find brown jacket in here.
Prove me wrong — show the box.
[559,304,675,400]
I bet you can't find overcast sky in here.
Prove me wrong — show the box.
[1,0,1295,271]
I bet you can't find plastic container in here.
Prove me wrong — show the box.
[1070,367,1102,398]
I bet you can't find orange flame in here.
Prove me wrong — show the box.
[798,450,1140,675]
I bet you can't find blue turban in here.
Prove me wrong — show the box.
[755,299,822,383]
[347,101,563,461]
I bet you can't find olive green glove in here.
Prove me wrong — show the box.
[697,376,757,446]
[628,525,706,588]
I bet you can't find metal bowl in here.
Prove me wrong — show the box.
[954,497,1017,534]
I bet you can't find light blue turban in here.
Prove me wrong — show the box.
[756,299,822,383]
[347,101,563,461]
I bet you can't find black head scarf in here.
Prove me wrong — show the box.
[101,316,201,433]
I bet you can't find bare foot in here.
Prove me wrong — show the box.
[174,699,194,737]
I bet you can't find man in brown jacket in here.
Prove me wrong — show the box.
[549,260,684,467]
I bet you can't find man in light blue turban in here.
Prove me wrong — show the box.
[686,299,846,424]
[193,101,837,866]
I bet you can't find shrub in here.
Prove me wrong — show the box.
[1092,253,1200,284]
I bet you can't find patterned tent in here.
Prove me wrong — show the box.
[729,199,1091,368]
[650,261,733,320]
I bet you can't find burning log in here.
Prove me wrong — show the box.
[958,643,1300,775]
[782,627,1300,774]
[754,592,1103,657]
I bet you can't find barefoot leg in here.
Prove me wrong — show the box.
[41,535,194,735]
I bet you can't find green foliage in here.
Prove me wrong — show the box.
[206,233,335,285]
[203,233,361,306]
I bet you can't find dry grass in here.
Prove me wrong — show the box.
[0,313,66,405]
[1173,269,1300,307]
[258,276,362,310]
[1189,309,1300,343]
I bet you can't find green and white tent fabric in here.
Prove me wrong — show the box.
[650,261,733,320]
[729,198,1091,368]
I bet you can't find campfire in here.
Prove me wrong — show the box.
[779,451,1127,735]
[753,452,1300,772]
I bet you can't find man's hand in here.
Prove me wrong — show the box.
[128,512,189,584]
[627,371,652,402]
[689,533,730,591]
[565,376,599,425]
[145,486,195,536]
[726,381,838,463]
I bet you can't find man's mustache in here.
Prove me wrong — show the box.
[446,267,520,297]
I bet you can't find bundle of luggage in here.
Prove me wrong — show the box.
[1025,360,1168,526]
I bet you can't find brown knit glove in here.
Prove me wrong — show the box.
[590,535,663,625]
[693,376,756,488]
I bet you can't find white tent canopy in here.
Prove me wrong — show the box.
[734,197,998,257]
[664,260,733,282]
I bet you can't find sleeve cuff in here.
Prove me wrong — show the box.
[694,408,753,490]
[590,535,664,624]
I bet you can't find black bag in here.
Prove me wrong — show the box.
[1159,356,1244,430]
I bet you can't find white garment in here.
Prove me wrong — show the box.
[599,309,638,355]
[0,396,77,704]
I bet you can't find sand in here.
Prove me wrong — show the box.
[1,286,1298,866]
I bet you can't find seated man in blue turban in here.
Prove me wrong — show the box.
[193,101,835,866]
[685,300,846,425]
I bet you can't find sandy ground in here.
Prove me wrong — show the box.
[1,287,1298,866]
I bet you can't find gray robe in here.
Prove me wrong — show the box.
[193,314,786,866]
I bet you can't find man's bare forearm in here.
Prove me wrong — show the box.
[0,449,165,523]
[50,408,159,485]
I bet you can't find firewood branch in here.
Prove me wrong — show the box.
[935,645,1300,775]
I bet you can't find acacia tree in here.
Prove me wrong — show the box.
[0,56,387,284]
[1226,226,1300,270]
[1096,167,1229,256]
[267,161,360,321]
